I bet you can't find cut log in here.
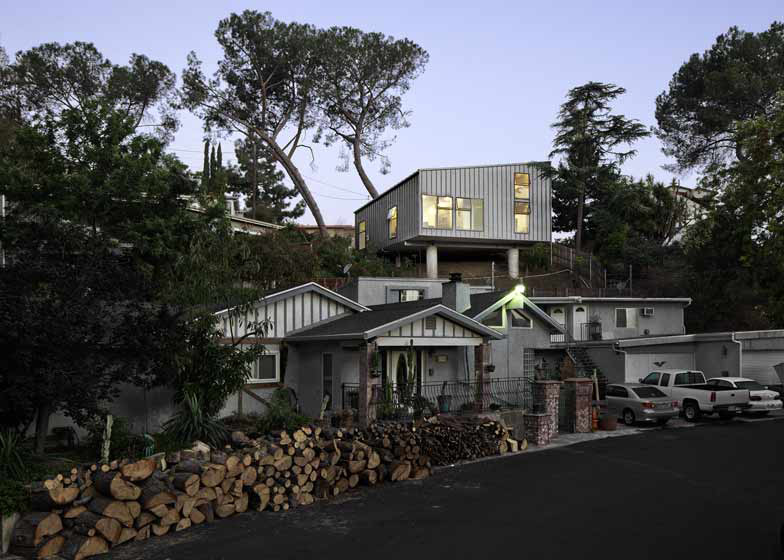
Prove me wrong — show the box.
[117,527,137,545]
[176,459,203,475]
[134,512,156,529]
[215,504,235,518]
[273,456,292,472]
[389,461,411,482]
[10,534,65,559]
[250,485,271,512]
[367,451,381,470]
[134,525,151,541]
[60,535,108,560]
[147,504,169,518]
[196,502,214,523]
[151,523,170,537]
[172,472,200,497]
[189,508,206,525]
[120,458,156,482]
[72,512,121,544]
[139,478,176,509]
[30,483,80,511]
[347,460,367,474]
[12,512,63,547]
[175,517,192,532]
[64,506,87,519]
[88,496,133,527]
[234,492,249,513]
[92,471,141,501]
[196,486,217,502]
[159,508,180,527]
[348,474,359,488]
[126,500,141,518]
[176,493,196,517]
[360,469,378,485]
[240,466,258,487]
[200,464,226,488]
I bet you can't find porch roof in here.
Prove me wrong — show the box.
[285,302,503,343]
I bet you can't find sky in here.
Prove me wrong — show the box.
[2,0,782,225]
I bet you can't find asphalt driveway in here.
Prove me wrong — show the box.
[111,419,784,560]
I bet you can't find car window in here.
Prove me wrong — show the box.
[641,372,660,385]
[718,380,733,388]
[707,379,720,386]
[632,387,667,399]
[674,372,703,385]
[660,373,671,386]
[736,381,765,391]
[607,386,629,398]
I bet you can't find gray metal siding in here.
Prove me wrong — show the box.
[355,173,419,251]
[416,164,550,242]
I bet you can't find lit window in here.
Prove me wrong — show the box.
[358,221,367,250]
[514,202,530,233]
[251,353,279,382]
[387,206,398,239]
[514,172,530,199]
[422,195,453,229]
[509,308,532,328]
[456,198,484,231]
[391,288,424,302]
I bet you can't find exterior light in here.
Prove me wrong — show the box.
[514,284,525,294]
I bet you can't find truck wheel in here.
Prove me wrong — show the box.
[683,402,700,422]
[622,409,635,426]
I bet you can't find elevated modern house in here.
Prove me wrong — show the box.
[354,163,552,280]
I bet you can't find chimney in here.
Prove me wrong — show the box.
[442,272,471,313]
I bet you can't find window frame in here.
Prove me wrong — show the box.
[641,372,660,385]
[421,194,453,229]
[357,220,367,250]
[615,308,638,329]
[508,308,533,329]
[480,306,505,329]
[514,172,531,234]
[249,350,281,383]
[387,206,398,239]
[456,197,484,231]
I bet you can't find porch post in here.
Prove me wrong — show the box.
[507,247,520,279]
[474,339,490,411]
[358,342,376,428]
[426,245,438,279]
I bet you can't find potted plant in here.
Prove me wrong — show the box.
[436,381,452,413]
[588,314,603,341]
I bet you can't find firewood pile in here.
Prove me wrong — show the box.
[10,418,521,559]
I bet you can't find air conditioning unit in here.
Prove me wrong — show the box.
[640,307,655,317]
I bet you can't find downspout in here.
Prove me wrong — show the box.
[613,341,629,383]
[731,332,742,377]
[681,300,692,334]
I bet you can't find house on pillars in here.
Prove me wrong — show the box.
[213,280,503,426]
[353,162,552,280]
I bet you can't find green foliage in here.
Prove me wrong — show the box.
[84,417,142,461]
[548,82,650,251]
[255,389,311,434]
[0,431,26,481]
[164,392,229,448]
[655,22,784,173]
[0,479,28,516]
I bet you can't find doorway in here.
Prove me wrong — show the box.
[386,349,424,394]
[573,305,588,341]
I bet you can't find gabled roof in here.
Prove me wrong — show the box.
[467,289,565,332]
[214,282,368,317]
[286,302,503,342]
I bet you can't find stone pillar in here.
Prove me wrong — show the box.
[523,412,552,446]
[507,247,520,279]
[474,341,490,411]
[358,343,376,428]
[533,380,561,438]
[426,245,438,279]
[563,378,593,433]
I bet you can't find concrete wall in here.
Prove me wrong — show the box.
[694,340,741,378]
[585,346,626,385]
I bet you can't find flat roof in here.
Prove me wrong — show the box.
[529,297,692,304]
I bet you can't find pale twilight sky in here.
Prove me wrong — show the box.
[2,1,781,224]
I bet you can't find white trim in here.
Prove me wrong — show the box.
[214,282,369,317]
[249,349,281,383]
[376,337,484,347]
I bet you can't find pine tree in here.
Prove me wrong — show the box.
[201,140,210,191]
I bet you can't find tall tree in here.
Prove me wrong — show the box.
[226,138,305,223]
[182,11,329,236]
[548,82,650,252]
[316,27,428,198]
[201,140,211,190]
[655,22,784,173]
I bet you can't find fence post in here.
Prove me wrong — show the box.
[629,265,633,296]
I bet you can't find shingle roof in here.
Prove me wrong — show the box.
[463,290,508,318]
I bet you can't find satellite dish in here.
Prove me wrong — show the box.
[342,263,352,276]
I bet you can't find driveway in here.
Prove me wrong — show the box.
[111,419,784,560]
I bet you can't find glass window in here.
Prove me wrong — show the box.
[514,172,530,200]
[736,381,765,391]
[425,317,437,330]
[607,385,629,398]
[394,289,424,302]
[674,372,703,385]
[437,196,452,229]
[323,353,333,410]
[252,354,278,381]
[481,308,504,328]
[387,206,397,239]
[358,221,366,250]
[456,198,484,231]
[509,308,532,328]
[661,373,671,386]
[422,195,437,228]
[514,202,530,233]
[615,308,637,329]
[641,372,660,385]
[632,386,667,398]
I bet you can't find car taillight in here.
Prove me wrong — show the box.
[642,402,655,409]
[672,401,679,408]
[750,395,761,401]
[710,391,716,402]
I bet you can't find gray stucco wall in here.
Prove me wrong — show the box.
[694,341,741,378]
[585,347,626,385]
[287,342,360,417]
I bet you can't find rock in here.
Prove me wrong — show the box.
[231,431,250,446]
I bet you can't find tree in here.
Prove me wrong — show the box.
[316,27,428,198]
[182,11,329,236]
[655,22,784,173]
[226,138,305,223]
[548,82,650,252]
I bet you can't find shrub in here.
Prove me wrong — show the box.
[84,416,143,461]
[0,430,26,481]
[164,392,228,448]
[0,479,28,516]
[256,389,311,434]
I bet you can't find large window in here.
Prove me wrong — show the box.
[250,352,279,383]
[615,308,638,329]
[514,172,530,234]
[387,206,398,239]
[390,288,424,302]
[422,195,453,229]
[357,221,367,250]
[456,198,484,231]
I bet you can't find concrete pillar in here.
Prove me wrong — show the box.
[474,341,490,411]
[426,245,438,279]
[563,378,593,433]
[358,343,376,428]
[507,247,520,279]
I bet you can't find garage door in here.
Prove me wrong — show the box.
[742,351,784,385]
[625,353,695,383]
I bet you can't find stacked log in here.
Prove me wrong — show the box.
[10,417,520,558]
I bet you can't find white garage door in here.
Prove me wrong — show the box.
[625,353,695,383]
[742,351,784,385]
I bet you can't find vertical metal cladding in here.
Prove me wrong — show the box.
[354,163,551,250]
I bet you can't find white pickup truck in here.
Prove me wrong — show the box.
[639,369,751,421]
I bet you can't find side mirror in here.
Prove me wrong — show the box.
[638,378,644,383]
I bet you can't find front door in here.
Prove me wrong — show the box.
[387,349,423,393]
[573,305,588,341]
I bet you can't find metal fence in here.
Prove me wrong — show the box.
[341,377,533,421]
